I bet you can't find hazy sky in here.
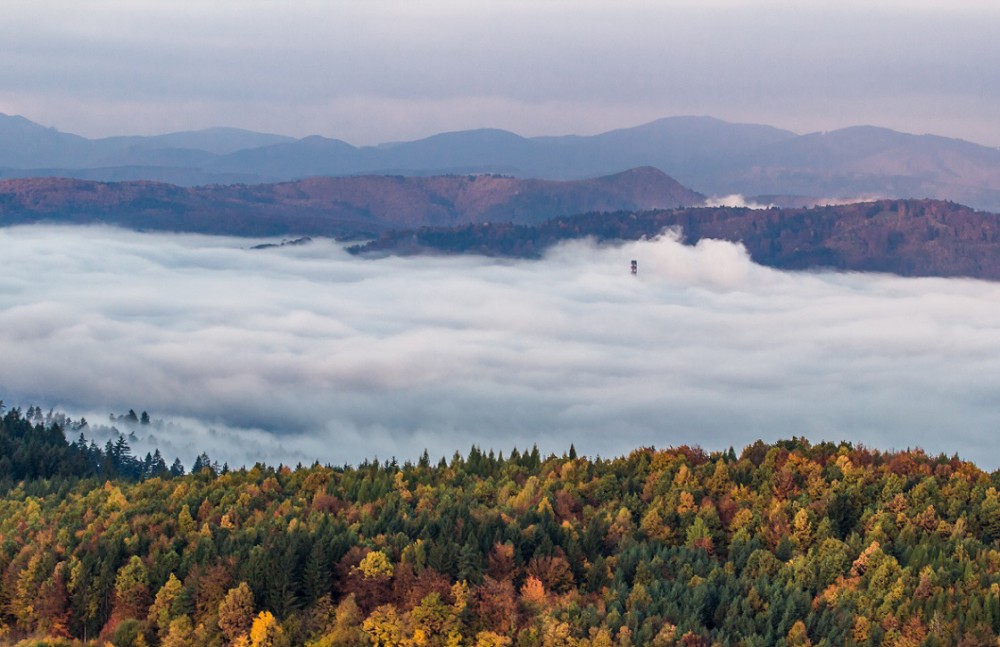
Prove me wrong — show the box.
[3,226,1000,469]
[2,1,999,145]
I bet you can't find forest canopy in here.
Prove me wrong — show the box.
[1,401,999,646]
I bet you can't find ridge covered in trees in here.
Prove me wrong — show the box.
[1,403,1000,645]
[0,168,702,239]
[351,199,1000,280]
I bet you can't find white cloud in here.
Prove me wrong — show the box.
[703,195,879,210]
[703,195,773,209]
[2,225,1000,469]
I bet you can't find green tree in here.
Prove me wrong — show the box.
[114,555,151,620]
[148,573,185,636]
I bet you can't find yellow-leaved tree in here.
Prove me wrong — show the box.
[248,610,285,647]
[354,550,394,578]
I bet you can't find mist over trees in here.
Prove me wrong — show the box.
[0,402,195,485]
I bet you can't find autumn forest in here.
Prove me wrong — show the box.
[2,402,1000,646]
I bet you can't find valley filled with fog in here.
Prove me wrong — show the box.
[2,225,998,469]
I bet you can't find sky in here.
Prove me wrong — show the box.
[3,226,1000,470]
[2,1,1000,146]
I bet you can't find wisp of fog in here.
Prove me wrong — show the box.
[2,225,999,468]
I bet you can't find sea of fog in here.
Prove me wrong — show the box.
[2,225,999,469]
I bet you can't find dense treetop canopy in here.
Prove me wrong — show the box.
[1,402,999,646]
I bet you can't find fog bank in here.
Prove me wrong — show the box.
[2,226,999,468]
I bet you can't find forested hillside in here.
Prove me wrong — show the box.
[353,199,1000,280]
[2,402,1000,646]
[0,168,702,239]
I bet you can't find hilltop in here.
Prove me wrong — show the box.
[0,168,703,238]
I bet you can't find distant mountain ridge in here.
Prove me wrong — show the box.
[4,113,1000,211]
[0,114,294,167]
[0,168,704,237]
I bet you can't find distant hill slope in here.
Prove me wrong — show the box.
[6,113,1000,211]
[353,199,1000,280]
[0,168,704,237]
[708,126,1000,211]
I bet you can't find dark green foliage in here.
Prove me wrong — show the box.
[0,404,191,485]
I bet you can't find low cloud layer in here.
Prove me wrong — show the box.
[703,195,774,209]
[3,226,1000,469]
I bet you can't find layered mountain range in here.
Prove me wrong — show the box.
[4,113,1000,211]
[6,112,1000,280]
